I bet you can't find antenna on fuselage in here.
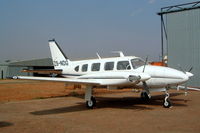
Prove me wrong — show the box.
[111,51,125,57]
[96,53,101,59]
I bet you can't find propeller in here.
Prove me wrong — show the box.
[177,65,194,97]
[141,56,151,98]
[142,56,148,73]
[188,66,193,72]
[178,65,185,74]
[178,65,193,74]
[184,67,193,97]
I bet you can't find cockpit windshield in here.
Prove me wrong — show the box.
[131,58,145,69]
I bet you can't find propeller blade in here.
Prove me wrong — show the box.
[143,56,148,72]
[188,66,193,72]
[178,64,186,74]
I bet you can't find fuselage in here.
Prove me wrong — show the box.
[58,56,192,88]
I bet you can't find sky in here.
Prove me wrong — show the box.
[0,0,194,62]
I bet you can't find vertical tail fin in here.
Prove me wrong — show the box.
[48,39,71,69]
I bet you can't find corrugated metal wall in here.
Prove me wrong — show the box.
[7,66,30,78]
[0,58,52,79]
[0,66,8,79]
[166,8,200,87]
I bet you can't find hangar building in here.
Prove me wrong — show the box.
[0,58,53,79]
[158,1,200,87]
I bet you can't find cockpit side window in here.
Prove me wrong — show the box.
[117,61,131,70]
[131,58,145,69]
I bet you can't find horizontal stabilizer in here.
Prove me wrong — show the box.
[22,69,62,74]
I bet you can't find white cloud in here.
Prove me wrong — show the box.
[148,0,156,4]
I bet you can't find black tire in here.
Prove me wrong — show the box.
[163,98,171,108]
[86,96,96,109]
[91,96,96,106]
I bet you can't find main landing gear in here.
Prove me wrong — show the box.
[85,85,172,109]
[86,96,96,109]
[140,84,172,108]
[140,91,151,101]
[141,82,151,101]
[163,91,171,108]
[85,86,96,109]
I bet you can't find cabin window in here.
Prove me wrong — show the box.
[131,58,145,69]
[104,62,114,71]
[117,61,131,70]
[91,63,100,71]
[74,66,79,72]
[82,64,88,72]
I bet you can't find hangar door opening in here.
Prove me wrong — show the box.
[159,2,200,87]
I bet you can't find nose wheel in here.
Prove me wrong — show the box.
[163,92,172,108]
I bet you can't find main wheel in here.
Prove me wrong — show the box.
[86,96,96,109]
[91,96,96,106]
[141,92,150,101]
[163,98,171,108]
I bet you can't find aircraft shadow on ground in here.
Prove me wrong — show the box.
[30,92,188,115]
[0,121,14,128]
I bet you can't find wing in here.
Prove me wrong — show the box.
[14,72,151,86]
[14,76,101,85]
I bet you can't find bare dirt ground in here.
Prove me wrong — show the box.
[0,79,130,102]
[0,79,200,133]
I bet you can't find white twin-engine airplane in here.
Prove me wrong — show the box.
[14,39,194,109]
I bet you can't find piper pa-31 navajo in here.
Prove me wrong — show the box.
[14,39,194,109]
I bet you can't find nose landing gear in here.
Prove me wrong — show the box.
[163,91,172,108]
[140,86,172,108]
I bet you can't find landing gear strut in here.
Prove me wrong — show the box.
[85,86,96,109]
[141,91,151,101]
[163,91,172,108]
[141,82,151,101]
